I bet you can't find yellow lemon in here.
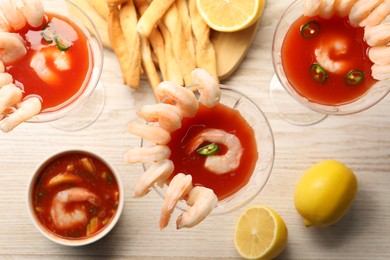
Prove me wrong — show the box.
[234,205,288,260]
[294,160,358,228]
[196,0,266,32]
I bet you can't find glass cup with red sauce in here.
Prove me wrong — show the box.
[271,0,390,125]
[143,86,275,216]
[27,150,124,246]
[10,0,104,130]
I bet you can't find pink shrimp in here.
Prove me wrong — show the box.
[185,128,243,175]
[160,173,193,230]
[50,187,101,230]
[176,186,218,229]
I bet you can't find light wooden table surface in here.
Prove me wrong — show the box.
[1,0,390,259]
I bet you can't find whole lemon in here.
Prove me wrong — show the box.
[294,160,358,227]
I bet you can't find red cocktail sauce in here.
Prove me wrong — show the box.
[32,152,120,239]
[281,15,377,105]
[168,103,258,200]
[6,13,91,112]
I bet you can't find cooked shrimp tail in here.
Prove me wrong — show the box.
[137,103,183,132]
[348,0,383,27]
[364,23,390,47]
[133,159,174,198]
[160,173,193,230]
[176,186,218,229]
[0,0,26,30]
[128,121,171,145]
[156,81,199,117]
[21,0,44,28]
[0,32,27,64]
[0,97,42,133]
[191,68,221,108]
[0,83,23,114]
[124,145,171,164]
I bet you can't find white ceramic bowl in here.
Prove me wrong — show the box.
[27,149,124,246]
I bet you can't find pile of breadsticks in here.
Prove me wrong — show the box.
[83,0,218,100]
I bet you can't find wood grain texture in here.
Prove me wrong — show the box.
[0,0,390,259]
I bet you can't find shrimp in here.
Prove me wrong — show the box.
[371,63,390,80]
[21,0,44,28]
[368,46,390,66]
[124,145,171,164]
[348,0,383,27]
[176,186,218,229]
[364,23,390,46]
[0,97,42,132]
[359,0,390,27]
[137,103,183,132]
[128,121,171,145]
[0,73,13,87]
[185,128,243,175]
[160,173,193,230]
[0,16,10,32]
[50,187,101,230]
[133,159,174,198]
[334,0,357,17]
[0,32,27,65]
[304,0,321,17]
[319,0,336,19]
[0,83,23,118]
[191,68,221,108]
[0,0,26,30]
[30,48,71,86]
[314,38,350,74]
[155,81,199,117]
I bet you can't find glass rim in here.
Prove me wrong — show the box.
[25,0,104,123]
[271,0,390,115]
[143,85,275,215]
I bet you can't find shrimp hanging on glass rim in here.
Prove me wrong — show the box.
[125,68,231,230]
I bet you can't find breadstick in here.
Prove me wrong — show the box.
[188,0,218,82]
[162,3,196,85]
[136,0,176,38]
[158,23,184,85]
[134,0,168,81]
[106,2,134,85]
[176,0,195,62]
[119,1,142,88]
[140,37,161,100]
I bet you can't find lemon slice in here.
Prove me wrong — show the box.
[234,205,288,260]
[196,0,265,32]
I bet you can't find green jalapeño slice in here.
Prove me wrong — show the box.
[301,21,320,38]
[197,143,219,156]
[345,70,364,86]
[310,64,328,83]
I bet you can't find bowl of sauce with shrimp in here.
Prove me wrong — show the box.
[27,150,124,246]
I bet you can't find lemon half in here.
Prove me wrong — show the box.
[196,0,266,32]
[234,205,288,260]
[294,160,358,228]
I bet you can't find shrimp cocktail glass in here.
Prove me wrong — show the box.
[124,69,274,229]
[270,0,390,125]
[0,0,103,132]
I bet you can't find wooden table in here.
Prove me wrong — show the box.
[1,1,390,259]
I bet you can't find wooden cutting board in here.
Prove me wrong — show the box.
[72,0,262,80]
